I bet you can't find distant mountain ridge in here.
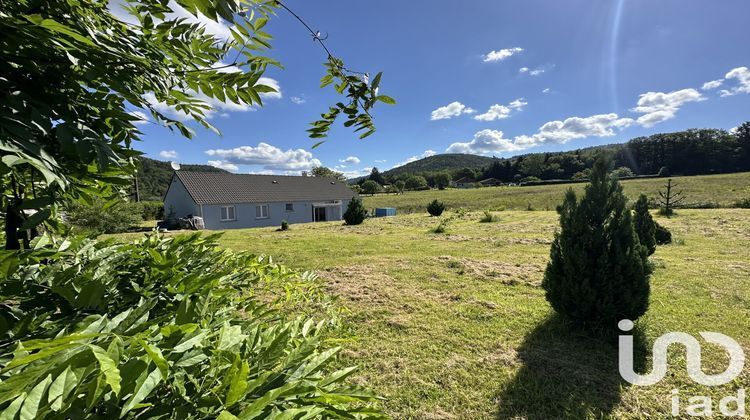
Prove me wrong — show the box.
[137,157,227,201]
[385,153,496,176]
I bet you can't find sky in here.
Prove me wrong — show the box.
[129,0,750,178]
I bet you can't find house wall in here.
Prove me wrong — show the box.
[164,177,200,219]
[202,201,344,230]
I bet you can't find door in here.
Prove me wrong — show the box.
[313,206,327,222]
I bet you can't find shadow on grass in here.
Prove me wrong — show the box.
[495,315,648,419]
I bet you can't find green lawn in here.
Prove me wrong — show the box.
[118,206,750,418]
[362,172,750,213]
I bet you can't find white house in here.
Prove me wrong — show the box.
[163,171,357,230]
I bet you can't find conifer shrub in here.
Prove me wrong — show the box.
[427,199,445,216]
[633,194,657,255]
[280,220,289,231]
[543,158,652,331]
[343,197,366,225]
[655,222,673,245]
[479,210,499,223]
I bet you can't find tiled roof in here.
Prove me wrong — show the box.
[173,171,357,205]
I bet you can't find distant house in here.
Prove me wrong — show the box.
[479,178,503,187]
[164,171,357,230]
[452,177,476,188]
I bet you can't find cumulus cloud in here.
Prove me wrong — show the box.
[473,98,527,121]
[207,160,239,172]
[430,102,476,120]
[483,47,523,63]
[448,113,634,155]
[392,150,437,168]
[446,130,524,154]
[702,79,724,91]
[719,67,750,97]
[205,142,321,172]
[291,96,306,105]
[339,156,361,165]
[630,88,705,127]
[159,150,178,159]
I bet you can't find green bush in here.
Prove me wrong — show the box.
[633,194,657,255]
[735,198,750,208]
[427,199,445,216]
[344,197,366,225]
[280,220,289,231]
[431,220,448,234]
[543,158,652,331]
[65,197,144,234]
[0,234,382,418]
[141,201,165,220]
[655,222,673,245]
[479,211,499,223]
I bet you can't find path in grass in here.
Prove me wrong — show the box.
[215,209,750,419]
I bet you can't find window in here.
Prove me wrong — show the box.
[255,204,269,219]
[220,206,236,221]
[285,203,294,212]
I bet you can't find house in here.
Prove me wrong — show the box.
[452,177,476,189]
[164,171,357,230]
[479,177,503,187]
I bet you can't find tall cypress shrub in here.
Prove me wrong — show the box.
[543,158,651,330]
[343,197,366,225]
[633,194,657,255]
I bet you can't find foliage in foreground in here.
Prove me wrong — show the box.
[0,234,383,419]
[633,195,657,255]
[543,158,652,331]
[344,198,367,226]
[427,200,445,217]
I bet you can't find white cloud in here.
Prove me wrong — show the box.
[542,88,551,94]
[473,98,527,121]
[719,67,750,97]
[524,113,634,145]
[631,88,705,127]
[129,110,150,125]
[207,160,239,172]
[291,96,306,105]
[520,66,547,76]
[159,150,178,159]
[702,79,724,91]
[375,159,387,163]
[392,150,437,168]
[205,142,321,171]
[430,101,476,120]
[339,156,361,165]
[167,0,232,41]
[446,130,524,154]
[483,47,523,63]
[519,67,529,73]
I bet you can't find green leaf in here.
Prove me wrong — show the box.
[48,366,77,412]
[19,374,52,420]
[120,367,162,416]
[138,340,169,377]
[376,95,396,105]
[0,392,26,420]
[226,360,249,407]
[88,345,121,396]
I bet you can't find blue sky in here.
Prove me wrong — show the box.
[131,0,750,178]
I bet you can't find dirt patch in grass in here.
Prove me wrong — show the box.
[436,256,544,286]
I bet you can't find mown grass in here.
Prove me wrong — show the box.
[362,172,750,213]
[116,205,750,418]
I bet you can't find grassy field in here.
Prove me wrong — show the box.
[120,206,750,418]
[362,172,750,213]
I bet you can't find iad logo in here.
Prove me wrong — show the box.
[618,319,747,417]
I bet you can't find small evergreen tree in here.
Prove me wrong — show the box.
[543,157,652,330]
[654,222,672,245]
[633,194,657,255]
[343,197,366,225]
[427,199,445,216]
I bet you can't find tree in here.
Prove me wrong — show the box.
[395,180,406,194]
[1,0,393,249]
[361,180,381,195]
[427,199,445,216]
[658,178,685,217]
[404,175,428,190]
[633,194,657,255]
[612,166,635,178]
[311,166,346,182]
[368,167,386,185]
[454,167,477,181]
[343,197,366,225]
[658,166,671,177]
[434,172,451,190]
[543,157,651,330]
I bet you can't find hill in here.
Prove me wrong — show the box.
[386,153,495,176]
[136,157,227,201]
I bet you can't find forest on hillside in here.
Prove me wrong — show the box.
[136,158,227,201]
[359,124,750,188]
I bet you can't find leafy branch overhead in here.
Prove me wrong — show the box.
[0,0,392,242]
